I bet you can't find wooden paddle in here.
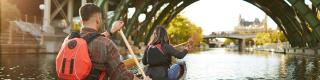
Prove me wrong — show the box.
[173,33,196,48]
[173,41,189,48]
[118,30,147,79]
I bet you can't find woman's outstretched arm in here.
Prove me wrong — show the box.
[163,44,188,59]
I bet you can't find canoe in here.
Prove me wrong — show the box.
[123,58,141,69]
[177,61,187,80]
[123,59,187,80]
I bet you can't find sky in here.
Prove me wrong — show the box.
[181,0,278,35]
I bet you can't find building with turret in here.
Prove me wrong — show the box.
[234,15,270,34]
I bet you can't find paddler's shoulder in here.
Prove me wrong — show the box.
[92,35,114,44]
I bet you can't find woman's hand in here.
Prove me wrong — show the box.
[187,37,194,46]
[183,44,191,52]
[185,37,193,51]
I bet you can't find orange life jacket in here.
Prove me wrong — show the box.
[56,32,106,80]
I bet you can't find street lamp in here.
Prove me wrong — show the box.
[39,4,45,10]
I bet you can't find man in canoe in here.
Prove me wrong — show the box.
[142,26,190,80]
[80,3,137,80]
[56,3,143,80]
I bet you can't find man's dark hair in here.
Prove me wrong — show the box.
[79,3,101,21]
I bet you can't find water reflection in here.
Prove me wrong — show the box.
[183,48,320,80]
[1,48,320,79]
[283,55,320,80]
[0,54,57,80]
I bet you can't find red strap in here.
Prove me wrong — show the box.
[99,71,106,80]
[155,44,164,54]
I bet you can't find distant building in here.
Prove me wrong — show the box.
[234,15,270,34]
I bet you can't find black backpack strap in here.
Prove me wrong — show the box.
[83,33,111,79]
[85,67,106,80]
[82,33,101,44]
[68,32,81,39]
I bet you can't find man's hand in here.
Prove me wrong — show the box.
[133,76,139,80]
[101,21,124,37]
[111,21,124,34]
[133,76,152,80]
[143,76,152,80]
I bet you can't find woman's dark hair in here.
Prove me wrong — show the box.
[148,25,170,45]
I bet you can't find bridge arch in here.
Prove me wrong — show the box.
[103,0,320,48]
[245,0,320,48]
[20,0,320,48]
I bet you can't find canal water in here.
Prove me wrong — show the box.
[1,48,320,80]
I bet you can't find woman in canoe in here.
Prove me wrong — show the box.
[142,26,190,80]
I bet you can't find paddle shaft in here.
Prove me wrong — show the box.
[118,30,147,79]
[173,41,188,48]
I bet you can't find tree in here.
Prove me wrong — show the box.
[166,15,203,46]
[255,31,287,45]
